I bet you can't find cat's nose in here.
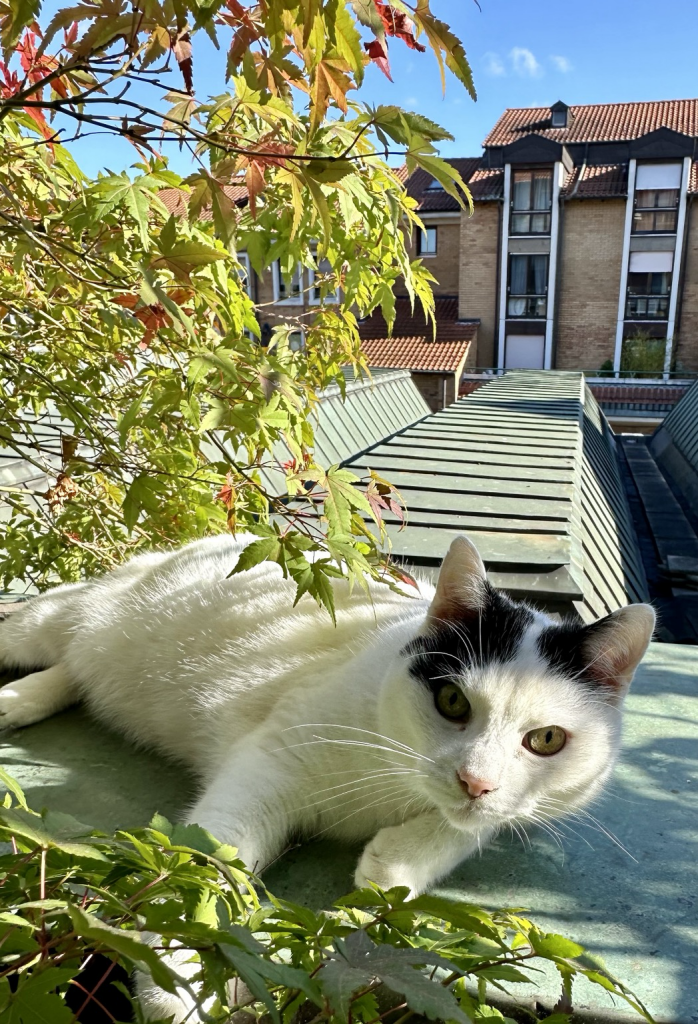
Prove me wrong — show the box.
[457,770,497,799]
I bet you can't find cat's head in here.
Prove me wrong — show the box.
[381,536,655,833]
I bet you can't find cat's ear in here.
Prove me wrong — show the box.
[428,536,487,624]
[582,604,655,700]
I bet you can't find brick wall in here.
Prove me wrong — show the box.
[407,221,461,294]
[411,372,455,411]
[676,199,698,372]
[555,199,625,371]
[458,202,500,367]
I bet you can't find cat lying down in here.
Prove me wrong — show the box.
[0,532,654,1019]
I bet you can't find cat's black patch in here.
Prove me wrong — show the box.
[402,582,535,694]
[536,619,601,688]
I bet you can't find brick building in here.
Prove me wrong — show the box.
[403,98,698,377]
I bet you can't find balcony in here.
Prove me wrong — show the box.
[625,295,670,320]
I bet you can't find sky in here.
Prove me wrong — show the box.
[41,0,698,178]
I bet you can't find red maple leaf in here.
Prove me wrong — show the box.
[373,2,426,51]
[364,38,392,81]
[216,472,236,508]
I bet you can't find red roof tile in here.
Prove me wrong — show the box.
[562,163,629,199]
[484,98,698,147]
[405,158,483,210]
[358,296,476,372]
[467,166,504,201]
[158,182,248,218]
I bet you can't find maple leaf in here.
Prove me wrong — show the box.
[364,38,392,81]
[236,137,293,216]
[373,2,426,51]
[172,30,193,95]
[216,471,236,509]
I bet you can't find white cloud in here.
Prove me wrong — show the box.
[509,47,543,78]
[550,54,573,73]
[483,51,506,76]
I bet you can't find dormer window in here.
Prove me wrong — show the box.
[425,178,444,191]
[550,101,569,129]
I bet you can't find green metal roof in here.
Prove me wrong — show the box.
[344,370,648,621]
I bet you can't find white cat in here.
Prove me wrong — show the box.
[0,533,654,1019]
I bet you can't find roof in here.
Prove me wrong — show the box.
[404,159,482,211]
[562,162,629,198]
[158,182,249,217]
[484,97,698,147]
[358,296,476,373]
[343,369,649,620]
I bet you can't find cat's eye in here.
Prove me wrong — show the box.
[435,683,471,722]
[524,726,567,756]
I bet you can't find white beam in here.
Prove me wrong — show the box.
[497,163,512,369]
[613,158,637,374]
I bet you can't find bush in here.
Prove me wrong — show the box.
[0,769,654,1023]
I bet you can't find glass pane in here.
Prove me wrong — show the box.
[656,189,678,208]
[508,297,527,316]
[654,210,677,232]
[510,213,530,234]
[534,297,547,317]
[531,255,548,295]
[649,272,671,295]
[509,255,528,294]
[512,173,532,210]
[632,210,655,232]
[635,190,656,209]
[532,173,552,210]
[627,272,647,296]
[530,213,550,233]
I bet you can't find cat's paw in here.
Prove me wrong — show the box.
[354,834,417,896]
[0,676,55,730]
[0,683,40,730]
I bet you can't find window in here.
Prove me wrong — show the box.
[238,252,251,296]
[308,257,339,304]
[289,331,305,352]
[626,272,671,320]
[510,169,552,235]
[551,109,567,128]
[425,178,444,191]
[507,254,548,318]
[272,261,303,304]
[417,227,437,255]
[632,189,679,234]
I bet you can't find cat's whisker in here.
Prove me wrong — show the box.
[308,785,417,839]
[538,800,636,861]
[282,723,427,760]
[297,771,424,810]
[268,736,433,763]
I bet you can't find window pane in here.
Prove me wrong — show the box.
[509,255,528,294]
[508,297,527,316]
[649,272,671,295]
[531,255,548,295]
[510,213,530,234]
[532,173,552,210]
[635,190,656,209]
[512,173,532,210]
[530,212,550,233]
[418,227,437,254]
[632,210,655,232]
[656,189,679,208]
[654,210,677,232]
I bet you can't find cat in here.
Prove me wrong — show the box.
[0,532,654,1020]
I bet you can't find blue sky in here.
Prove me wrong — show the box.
[45,0,698,177]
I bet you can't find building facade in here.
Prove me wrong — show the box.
[404,98,698,377]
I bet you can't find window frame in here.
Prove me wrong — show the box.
[625,271,671,320]
[510,168,553,236]
[272,260,304,305]
[631,188,680,235]
[308,256,340,305]
[506,252,549,319]
[417,226,438,256]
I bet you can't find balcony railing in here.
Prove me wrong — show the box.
[625,295,670,320]
[507,295,547,318]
